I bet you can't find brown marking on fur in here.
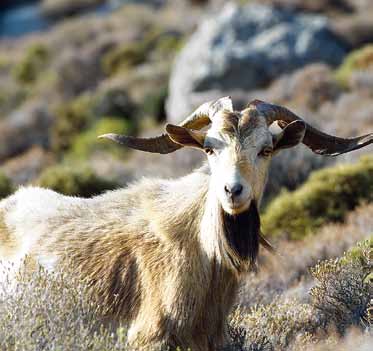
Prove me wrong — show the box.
[219,111,240,137]
[219,110,262,145]
[239,109,262,136]
[0,214,18,258]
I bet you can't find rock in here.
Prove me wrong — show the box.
[319,91,373,138]
[257,63,342,111]
[0,100,52,162]
[167,2,347,123]
[260,0,353,14]
[110,0,166,9]
[54,43,108,98]
[41,0,106,19]
[345,0,373,12]
[264,144,333,205]
[332,12,373,49]
[2,146,55,185]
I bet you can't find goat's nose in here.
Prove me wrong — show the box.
[224,184,243,198]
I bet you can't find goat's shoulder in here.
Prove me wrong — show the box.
[96,166,210,210]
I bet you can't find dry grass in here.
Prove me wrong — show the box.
[0,264,128,351]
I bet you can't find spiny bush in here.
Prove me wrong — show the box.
[262,156,373,240]
[231,238,372,350]
[12,44,49,84]
[0,172,13,199]
[230,300,320,351]
[0,264,129,351]
[335,44,373,88]
[311,238,372,334]
[36,164,119,197]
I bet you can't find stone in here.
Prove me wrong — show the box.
[167,2,347,123]
[0,100,52,161]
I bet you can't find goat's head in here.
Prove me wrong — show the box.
[99,97,373,215]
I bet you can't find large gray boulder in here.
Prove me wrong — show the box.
[167,2,347,123]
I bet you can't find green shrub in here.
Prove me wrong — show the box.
[262,156,373,240]
[0,172,13,199]
[311,238,372,333]
[51,89,139,158]
[335,44,373,88]
[102,29,182,76]
[68,117,134,159]
[51,94,96,154]
[12,44,49,84]
[102,42,148,76]
[36,164,119,197]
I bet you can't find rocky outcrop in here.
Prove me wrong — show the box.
[0,100,52,162]
[167,2,347,123]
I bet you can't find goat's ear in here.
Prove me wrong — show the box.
[165,124,206,149]
[273,120,306,152]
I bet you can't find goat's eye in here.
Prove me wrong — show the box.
[258,147,273,158]
[204,148,214,156]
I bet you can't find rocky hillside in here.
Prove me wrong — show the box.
[1,0,373,202]
[0,1,372,349]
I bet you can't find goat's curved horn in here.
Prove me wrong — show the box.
[97,133,181,154]
[249,100,373,156]
[98,96,233,154]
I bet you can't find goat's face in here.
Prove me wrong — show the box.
[101,96,373,211]
[165,108,306,215]
[204,110,273,214]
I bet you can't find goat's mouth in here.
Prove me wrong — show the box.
[223,198,251,215]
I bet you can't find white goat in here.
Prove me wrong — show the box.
[1,97,372,350]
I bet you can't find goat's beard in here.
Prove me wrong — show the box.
[220,201,260,269]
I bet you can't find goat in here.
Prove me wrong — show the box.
[1,97,373,350]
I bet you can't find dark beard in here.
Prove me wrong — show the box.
[220,202,260,268]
